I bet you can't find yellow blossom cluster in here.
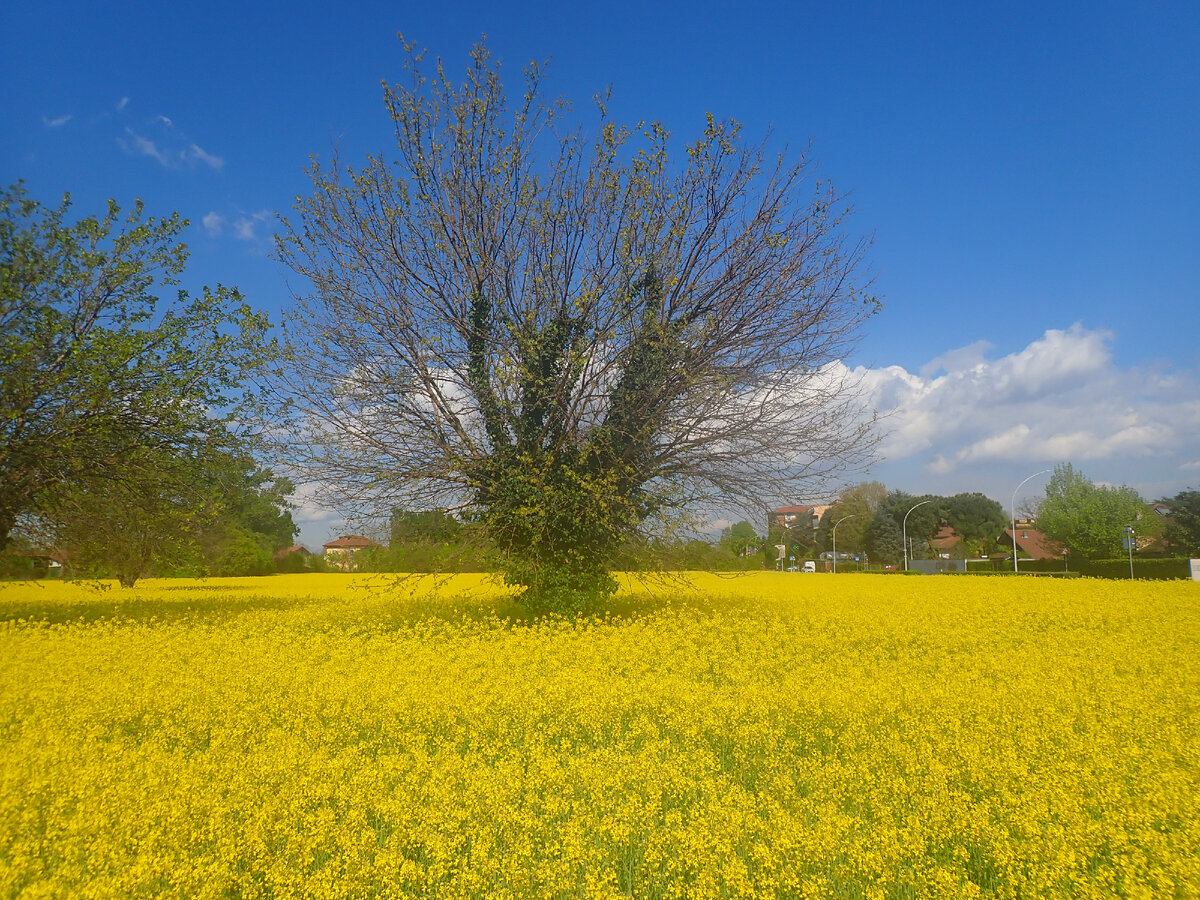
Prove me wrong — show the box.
[1,572,1197,898]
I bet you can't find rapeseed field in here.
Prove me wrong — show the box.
[1,573,1197,898]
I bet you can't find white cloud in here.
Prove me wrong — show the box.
[42,114,71,128]
[1182,460,1200,472]
[202,211,224,236]
[121,128,173,167]
[292,482,341,525]
[188,143,224,171]
[232,210,271,241]
[200,209,274,248]
[118,116,223,172]
[117,97,129,111]
[920,339,992,378]
[857,324,1200,502]
[290,482,347,550]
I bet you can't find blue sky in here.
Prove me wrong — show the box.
[4,0,1198,546]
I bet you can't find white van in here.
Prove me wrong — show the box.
[801,561,816,573]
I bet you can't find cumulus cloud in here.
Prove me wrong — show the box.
[116,97,129,111]
[289,482,348,550]
[291,482,342,525]
[856,324,1200,498]
[919,339,992,378]
[42,114,72,128]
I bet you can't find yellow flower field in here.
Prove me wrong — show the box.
[1,573,1197,898]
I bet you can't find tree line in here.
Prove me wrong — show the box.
[743,468,1194,569]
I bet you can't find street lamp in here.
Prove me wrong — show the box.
[1011,469,1051,573]
[902,500,933,572]
[831,515,857,573]
[778,522,806,570]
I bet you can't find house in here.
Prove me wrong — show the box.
[3,547,68,578]
[768,505,831,533]
[1003,527,1065,561]
[322,535,380,569]
[273,544,311,562]
[930,525,962,558]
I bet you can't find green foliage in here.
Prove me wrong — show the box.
[1036,463,1160,560]
[719,521,760,557]
[390,509,462,545]
[879,491,940,544]
[472,450,639,615]
[197,453,298,575]
[0,552,54,580]
[352,508,491,575]
[213,460,298,552]
[273,548,314,574]
[866,512,903,566]
[0,183,274,550]
[1008,556,1190,580]
[36,447,295,585]
[815,482,888,554]
[48,448,215,587]
[211,527,274,577]
[1163,490,1200,556]
[942,492,1008,552]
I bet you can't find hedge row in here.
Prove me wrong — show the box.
[964,557,1192,580]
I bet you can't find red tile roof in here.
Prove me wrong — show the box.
[931,526,961,549]
[322,535,378,550]
[1004,528,1065,560]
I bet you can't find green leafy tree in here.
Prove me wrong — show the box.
[815,482,888,554]
[720,520,760,557]
[1163,490,1200,556]
[200,453,298,575]
[1036,463,1160,559]
[44,446,297,585]
[272,38,878,613]
[0,183,273,549]
[210,527,275,577]
[766,517,818,567]
[942,492,1008,551]
[875,491,941,560]
[47,447,218,586]
[865,511,903,566]
[390,509,462,545]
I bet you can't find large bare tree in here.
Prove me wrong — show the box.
[274,38,879,611]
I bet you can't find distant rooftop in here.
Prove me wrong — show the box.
[322,535,378,550]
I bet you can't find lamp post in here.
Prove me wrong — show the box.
[902,500,933,572]
[1011,469,1051,573]
[831,515,856,573]
[779,523,805,570]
